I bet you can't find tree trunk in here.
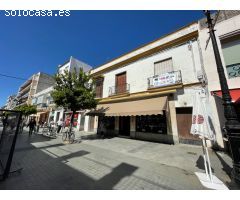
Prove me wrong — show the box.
[69,110,75,133]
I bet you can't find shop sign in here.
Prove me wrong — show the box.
[65,113,78,127]
[152,72,177,87]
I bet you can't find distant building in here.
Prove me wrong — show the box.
[52,56,92,130]
[32,86,55,124]
[16,72,55,107]
[5,94,17,110]
[58,56,92,75]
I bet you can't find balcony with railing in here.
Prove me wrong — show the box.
[19,79,32,90]
[37,103,47,109]
[109,83,130,96]
[148,70,182,89]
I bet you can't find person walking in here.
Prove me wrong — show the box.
[57,118,63,134]
[49,119,55,132]
[27,118,36,136]
[36,120,41,133]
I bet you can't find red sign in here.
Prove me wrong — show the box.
[192,115,204,124]
[64,113,78,127]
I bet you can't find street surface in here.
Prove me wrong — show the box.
[0,129,235,190]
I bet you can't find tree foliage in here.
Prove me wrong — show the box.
[51,68,98,111]
[51,68,98,131]
[15,104,37,116]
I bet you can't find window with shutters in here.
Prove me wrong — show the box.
[221,35,240,79]
[154,58,173,76]
[95,77,104,98]
[116,72,127,94]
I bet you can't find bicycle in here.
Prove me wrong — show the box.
[62,127,75,144]
[41,125,49,135]
[42,125,57,138]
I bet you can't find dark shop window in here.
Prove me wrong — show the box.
[136,114,167,134]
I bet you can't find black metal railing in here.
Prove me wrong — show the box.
[109,83,130,96]
[148,70,182,89]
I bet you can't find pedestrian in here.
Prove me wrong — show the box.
[36,120,40,133]
[57,118,63,133]
[49,119,55,132]
[27,118,36,136]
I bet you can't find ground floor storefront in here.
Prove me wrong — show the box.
[36,111,50,124]
[50,108,98,132]
[210,88,240,150]
[89,94,201,145]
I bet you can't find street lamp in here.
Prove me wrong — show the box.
[204,10,240,184]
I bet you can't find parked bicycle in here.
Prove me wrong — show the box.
[41,124,57,138]
[62,127,75,144]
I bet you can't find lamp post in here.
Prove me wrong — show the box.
[204,10,240,183]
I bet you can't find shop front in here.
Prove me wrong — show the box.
[90,95,178,144]
[35,109,50,125]
[63,111,89,131]
[212,88,240,120]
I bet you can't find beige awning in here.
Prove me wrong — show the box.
[88,96,168,116]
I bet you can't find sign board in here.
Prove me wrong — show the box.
[152,72,177,87]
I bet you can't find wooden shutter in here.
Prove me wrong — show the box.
[95,78,104,98]
[116,72,126,94]
[154,58,173,75]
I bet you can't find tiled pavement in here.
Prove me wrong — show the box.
[0,130,237,190]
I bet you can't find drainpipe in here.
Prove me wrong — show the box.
[188,40,197,77]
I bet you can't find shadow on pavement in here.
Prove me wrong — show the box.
[94,163,138,189]
[213,151,240,189]
[195,155,214,173]
[0,132,138,190]
[80,134,115,141]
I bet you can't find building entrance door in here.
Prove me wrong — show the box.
[56,112,60,122]
[119,116,130,136]
[88,116,95,132]
[176,107,201,145]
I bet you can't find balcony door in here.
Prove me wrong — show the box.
[95,78,104,98]
[116,72,126,94]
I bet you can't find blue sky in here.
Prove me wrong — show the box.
[0,10,204,106]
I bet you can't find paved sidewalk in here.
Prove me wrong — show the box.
[0,130,236,189]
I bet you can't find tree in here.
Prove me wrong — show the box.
[51,68,98,133]
[15,104,37,117]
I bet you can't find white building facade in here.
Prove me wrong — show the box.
[89,22,213,146]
